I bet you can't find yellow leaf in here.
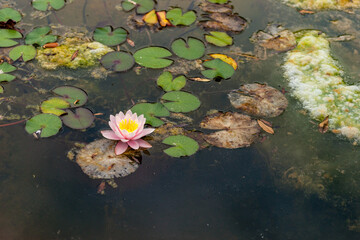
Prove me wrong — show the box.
[156,11,171,27]
[143,10,158,25]
[209,53,237,70]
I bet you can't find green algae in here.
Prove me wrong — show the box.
[281,0,360,10]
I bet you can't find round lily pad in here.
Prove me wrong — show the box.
[41,97,70,116]
[100,51,135,72]
[0,29,22,47]
[0,62,16,82]
[25,113,62,138]
[32,0,65,11]
[171,37,205,60]
[134,47,173,69]
[25,26,57,46]
[157,71,186,92]
[131,102,170,127]
[9,45,36,62]
[61,108,94,129]
[162,135,199,157]
[52,86,88,108]
[166,8,196,26]
[93,26,128,46]
[121,0,155,14]
[0,8,22,22]
[161,91,201,113]
[201,58,235,79]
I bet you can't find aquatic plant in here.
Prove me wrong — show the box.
[101,110,155,155]
[281,0,360,10]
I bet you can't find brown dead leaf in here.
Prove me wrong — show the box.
[189,77,211,82]
[299,9,315,14]
[200,2,233,14]
[257,119,274,134]
[127,38,135,47]
[318,116,329,133]
[200,13,247,33]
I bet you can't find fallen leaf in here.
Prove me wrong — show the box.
[318,116,329,133]
[143,9,158,25]
[209,53,237,70]
[299,9,315,14]
[43,42,59,48]
[189,77,211,82]
[126,38,135,47]
[257,119,274,134]
[156,11,171,27]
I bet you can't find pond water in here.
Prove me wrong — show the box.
[2,0,360,239]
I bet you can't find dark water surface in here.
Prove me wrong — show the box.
[2,0,360,239]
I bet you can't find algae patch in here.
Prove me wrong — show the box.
[36,37,113,69]
[283,30,360,141]
[281,0,360,10]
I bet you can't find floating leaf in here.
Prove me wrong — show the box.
[200,112,260,148]
[318,115,329,133]
[134,47,173,69]
[121,0,155,14]
[131,102,170,127]
[0,29,21,47]
[157,71,186,92]
[52,86,88,107]
[157,11,171,27]
[228,83,288,117]
[0,62,16,82]
[257,119,274,134]
[200,13,247,32]
[205,31,233,47]
[25,113,62,138]
[171,37,205,60]
[93,26,128,46]
[41,97,70,116]
[162,135,199,157]
[0,86,3,93]
[201,58,234,79]
[32,0,65,11]
[61,108,94,129]
[0,8,21,22]
[209,53,237,69]
[100,51,135,72]
[201,2,233,14]
[25,26,57,46]
[206,0,229,3]
[166,8,196,26]
[9,45,36,62]
[143,9,158,25]
[162,91,200,113]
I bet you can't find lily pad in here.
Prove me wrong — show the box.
[200,112,260,148]
[161,91,201,113]
[201,58,234,79]
[32,0,65,11]
[9,45,36,62]
[61,108,94,129]
[0,8,21,22]
[25,113,62,138]
[171,37,205,60]
[157,71,186,92]
[131,102,170,127]
[166,8,196,26]
[207,0,229,3]
[93,26,128,46]
[41,97,70,116]
[134,47,173,69]
[100,51,135,72]
[25,26,57,46]
[0,62,16,82]
[52,86,88,108]
[205,31,233,47]
[0,29,21,47]
[162,135,199,157]
[200,13,247,32]
[228,83,288,118]
[201,2,233,14]
[121,0,155,14]
[76,139,139,179]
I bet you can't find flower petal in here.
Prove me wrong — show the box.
[127,140,140,149]
[133,128,155,140]
[101,130,122,140]
[137,139,152,148]
[109,120,125,139]
[115,141,128,155]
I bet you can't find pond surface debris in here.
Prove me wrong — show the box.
[281,0,360,10]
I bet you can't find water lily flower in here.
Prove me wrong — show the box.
[101,110,155,155]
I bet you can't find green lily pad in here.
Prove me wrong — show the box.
[61,108,95,129]
[9,45,36,62]
[0,62,16,82]
[0,8,22,22]
[171,37,205,60]
[93,26,128,47]
[166,8,196,26]
[0,86,3,93]
[131,102,170,127]
[52,86,88,107]
[134,47,173,69]
[162,135,199,157]
[25,26,57,46]
[25,113,62,138]
[201,58,234,79]
[157,71,186,92]
[205,31,233,47]
[41,97,70,116]
[161,91,201,113]
[100,51,135,72]
[0,29,22,47]
[206,0,229,3]
[32,0,65,11]
[121,0,155,14]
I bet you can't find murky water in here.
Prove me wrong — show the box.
[2,0,360,239]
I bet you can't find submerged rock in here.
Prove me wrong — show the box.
[283,30,360,142]
[281,0,360,10]
[36,37,113,70]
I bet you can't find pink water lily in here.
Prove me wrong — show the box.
[101,110,155,155]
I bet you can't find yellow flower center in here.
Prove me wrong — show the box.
[119,119,138,133]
